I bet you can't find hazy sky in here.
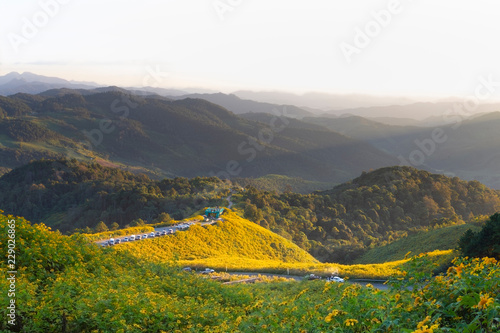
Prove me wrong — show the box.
[1,0,499,97]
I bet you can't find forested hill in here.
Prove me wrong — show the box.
[0,159,230,232]
[0,89,397,183]
[236,166,500,262]
[2,160,500,264]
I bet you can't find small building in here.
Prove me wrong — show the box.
[205,207,224,219]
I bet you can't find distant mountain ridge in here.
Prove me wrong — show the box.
[0,89,398,183]
[0,72,99,96]
[170,92,315,119]
[302,113,500,189]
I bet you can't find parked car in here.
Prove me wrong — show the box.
[143,234,148,239]
[168,229,174,234]
[307,274,321,280]
[150,232,155,238]
[108,238,115,246]
[200,268,215,274]
[326,276,344,283]
[155,231,161,237]
[115,238,121,244]
[130,235,136,241]
[161,230,167,236]
[182,267,192,272]
[136,235,141,240]
[123,237,129,242]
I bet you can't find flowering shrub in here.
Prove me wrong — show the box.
[1,211,498,332]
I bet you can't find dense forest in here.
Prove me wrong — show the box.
[2,160,499,263]
[234,167,500,262]
[0,159,229,232]
[459,212,500,259]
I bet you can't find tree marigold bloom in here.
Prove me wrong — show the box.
[474,293,495,310]
[325,309,344,322]
[344,319,358,326]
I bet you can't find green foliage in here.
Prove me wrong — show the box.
[94,221,108,233]
[356,223,483,264]
[459,212,500,259]
[234,174,335,194]
[0,159,229,232]
[0,95,32,117]
[234,166,500,263]
[3,211,499,332]
[1,119,59,142]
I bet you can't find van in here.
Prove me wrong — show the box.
[130,235,135,241]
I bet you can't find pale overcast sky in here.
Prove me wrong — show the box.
[1,0,499,97]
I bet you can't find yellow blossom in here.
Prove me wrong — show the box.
[344,319,358,326]
[417,316,431,329]
[474,293,495,310]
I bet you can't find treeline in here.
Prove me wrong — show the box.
[235,167,500,263]
[0,159,230,233]
[459,212,500,259]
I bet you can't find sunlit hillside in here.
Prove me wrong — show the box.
[2,210,499,332]
[116,210,318,264]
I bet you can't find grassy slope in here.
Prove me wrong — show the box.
[355,223,483,264]
[117,210,318,264]
[115,210,412,278]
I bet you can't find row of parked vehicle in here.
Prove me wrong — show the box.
[105,229,174,246]
[102,221,197,246]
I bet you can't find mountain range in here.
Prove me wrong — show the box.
[1,72,500,189]
[0,88,397,183]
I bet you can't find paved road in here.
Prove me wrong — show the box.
[223,272,389,290]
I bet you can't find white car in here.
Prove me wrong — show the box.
[130,235,136,241]
[123,237,129,242]
[150,232,155,238]
[200,268,215,274]
[326,276,344,283]
[108,238,115,246]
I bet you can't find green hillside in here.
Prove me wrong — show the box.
[355,223,484,264]
[2,160,500,265]
[233,174,335,194]
[0,89,398,183]
[234,166,500,263]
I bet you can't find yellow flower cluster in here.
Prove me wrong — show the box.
[473,293,495,310]
[324,309,346,322]
[344,318,358,326]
